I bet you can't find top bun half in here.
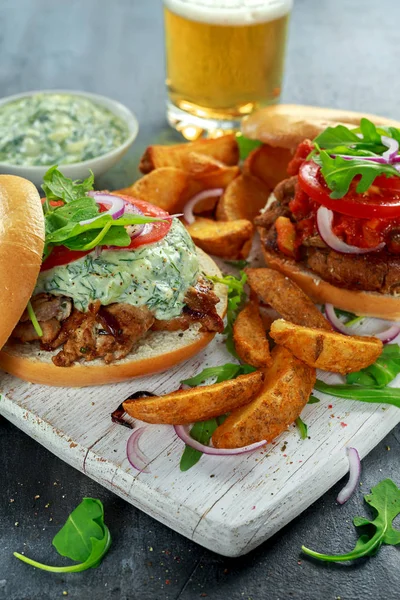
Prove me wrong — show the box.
[241,104,400,150]
[0,175,44,349]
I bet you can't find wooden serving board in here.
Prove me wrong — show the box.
[1,246,399,557]
[1,335,399,557]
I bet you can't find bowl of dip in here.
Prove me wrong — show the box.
[0,89,139,187]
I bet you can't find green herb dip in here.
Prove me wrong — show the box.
[35,220,200,319]
[0,93,129,166]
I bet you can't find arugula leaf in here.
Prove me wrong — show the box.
[14,498,111,572]
[346,344,400,388]
[236,133,262,160]
[209,271,247,357]
[182,363,256,387]
[64,225,131,251]
[54,197,99,222]
[302,479,400,561]
[307,395,320,404]
[295,417,308,439]
[317,150,400,199]
[42,167,94,204]
[314,124,364,150]
[314,379,400,407]
[224,259,250,270]
[314,119,388,154]
[180,419,219,471]
[27,301,43,338]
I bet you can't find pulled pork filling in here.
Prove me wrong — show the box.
[256,177,400,295]
[11,277,223,367]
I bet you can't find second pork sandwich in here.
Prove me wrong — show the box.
[0,169,226,386]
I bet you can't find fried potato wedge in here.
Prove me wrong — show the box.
[216,174,271,222]
[245,268,332,330]
[122,371,264,424]
[243,144,292,189]
[270,319,383,374]
[212,346,316,448]
[186,217,253,259]
[139,134,239,173]
[184,164,240,213]
[115,167,188,213]
[233,302,271,368]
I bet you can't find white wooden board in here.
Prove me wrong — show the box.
[1,244,399,556]
[1,336,399,557]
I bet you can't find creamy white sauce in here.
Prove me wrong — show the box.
[0,93,129,166]
[35,220,200,320]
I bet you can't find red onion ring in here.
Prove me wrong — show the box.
[381,135,399,162]
[81,192,126,225]
[174,425,266,455]
[324,303,400,343]
[183,189,224,224]
[337,447,361,504]
[126,427,151,473]
[316,206,385,254]
[330,134,400,164]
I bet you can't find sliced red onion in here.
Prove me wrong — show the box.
[329,134,399,164]
[330,154,388,164]
[183,189,224,224]
[324,303,400,342]
[316,206,385,254]
[126,427,151,473]
[381,135,399,162]
[174,425,266,455]
[81,192,126,225]
[337,447,361,504]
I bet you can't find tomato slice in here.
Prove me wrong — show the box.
[41,196,172,271]
[41,246,91,271]
[298,161,400,219]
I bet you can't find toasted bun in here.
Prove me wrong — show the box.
[0,175,44,349]
[259,236,400,320]
[0,248,227,387]
[242,104,400,150]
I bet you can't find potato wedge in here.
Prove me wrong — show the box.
[245,268,332,330]
[139,134,239,173]
[243,144,292,189]
[122,371,264,424]
[270,319,383,374]
[186,217,253,259]
[115,167,188,213]
[212,346,316,448]
[184,164,240,213]
[216,174,271,222]
[233,302,271,368]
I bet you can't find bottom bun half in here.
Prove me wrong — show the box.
[0,249,227,387]
[260,236,400,320]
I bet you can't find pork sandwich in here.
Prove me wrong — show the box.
[0,170,227,386]
[242,105,400,319]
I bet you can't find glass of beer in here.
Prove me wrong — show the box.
[163,0,292,137]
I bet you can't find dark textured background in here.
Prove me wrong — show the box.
[0,1,399,599]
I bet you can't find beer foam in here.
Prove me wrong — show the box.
[164,0,292,25]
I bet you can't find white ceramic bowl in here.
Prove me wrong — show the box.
[0,89,139,187]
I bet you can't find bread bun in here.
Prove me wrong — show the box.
[242,104,400,150]
[259,236,400,320]
[0,175,44,349]
[0,248,227,387]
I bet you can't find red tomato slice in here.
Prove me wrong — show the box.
[41,246,91,271]
[298,161,400,219]
[41,196,172,270]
